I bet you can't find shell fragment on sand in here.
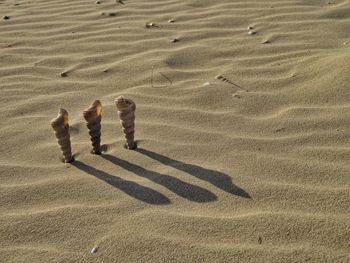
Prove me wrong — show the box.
[115,96,137,150]
[50,108,74,163]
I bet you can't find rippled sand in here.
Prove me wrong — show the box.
[1,0,349,262]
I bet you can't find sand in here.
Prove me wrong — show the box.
[0,0,349,262]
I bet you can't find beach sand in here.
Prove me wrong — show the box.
[0,0,349,262]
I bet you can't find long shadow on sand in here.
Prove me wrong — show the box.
[135,148,251,198]
[72,160,171,205]
[101,154,217,203]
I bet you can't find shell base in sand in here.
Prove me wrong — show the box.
[124,141,137,150]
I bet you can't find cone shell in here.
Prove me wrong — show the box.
[115,96,136,150]
[83,100,102,154]
[51,108,74,163]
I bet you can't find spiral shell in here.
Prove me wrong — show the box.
[115,96,137,150]
[50,108,74,163]
[83,100,102,155]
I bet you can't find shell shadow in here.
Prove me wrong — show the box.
[135,148,251,198]
[72,160,171,205]
[101,154,217,203]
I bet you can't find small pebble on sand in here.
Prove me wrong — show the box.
[248,31,257,35]
[91,247,98,254]
[3,16,10,20]
[145,22,155,28]
[215,75,223,80]
[248,26,253,30]
[168,19,175,23]
[202,82,210,87]
[95,0,101,4]
[261,40,270,44]
[60,72,68,77]
[171,38,179,43]
[101,12,117,16]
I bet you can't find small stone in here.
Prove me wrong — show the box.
[91,247,98,254]
[232,94,241,99]
[258,237,262,244]
[202,82,210,87]
[145,22,156,28]
[168,19,175,23]
[103,69,108,73]
[95,0,101,4]
[60,72,68,77]
[248,31,257,35]
[247,26,253,30]
[3,16,10,20]
[108,12,117,16]
[215,75,223,80]
[171,38,179,43]
[261,40,270,44]
[101,12,105,15]
[275,127,286,133]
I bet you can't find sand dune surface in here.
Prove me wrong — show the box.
[0,0,349,262]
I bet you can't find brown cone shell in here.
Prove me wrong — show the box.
[83,100,102,154]
[50,108,74,163]
[115,96,136,149]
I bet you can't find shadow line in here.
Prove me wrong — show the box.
[135,148,251,198]
[101,154,217,203]
[72,160,171,205]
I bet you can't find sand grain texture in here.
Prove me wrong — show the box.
[0,0,349,262]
